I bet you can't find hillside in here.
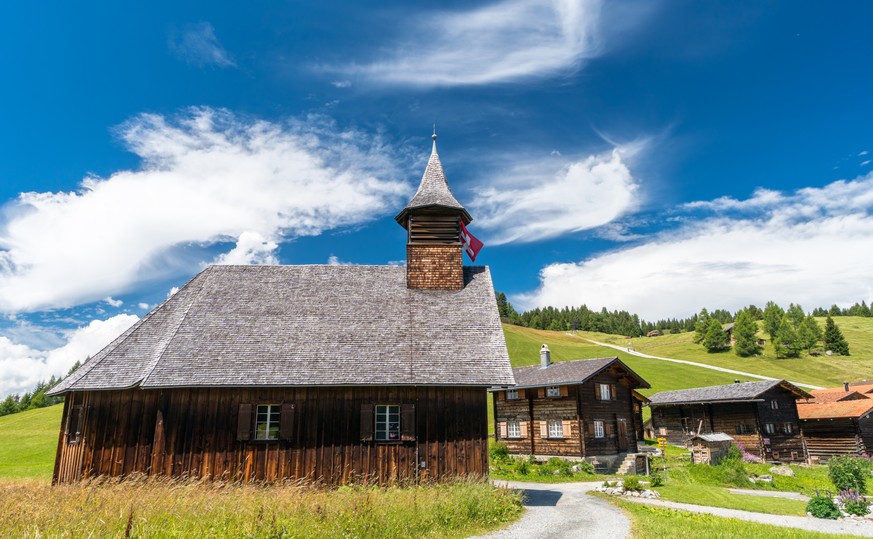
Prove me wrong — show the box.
[503,316,873,391]
[0,404,62,478]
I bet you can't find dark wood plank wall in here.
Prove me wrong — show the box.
[53,386,487,485]
[801,418,863,462]
[493,367,641,458]
[753,387,806,462]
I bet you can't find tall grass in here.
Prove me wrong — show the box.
[0,476,522,538]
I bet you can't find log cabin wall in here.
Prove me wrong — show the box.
[53,386,487,485]
[493,368,642,458]
[753,387,806,462]
[801,418,863,462]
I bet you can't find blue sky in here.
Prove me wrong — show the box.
[2,0,873,397]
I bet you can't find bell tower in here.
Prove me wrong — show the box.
[395,132,472,290]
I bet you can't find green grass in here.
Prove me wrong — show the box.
[609,497,865,539]
[653,483,808,516]
[569,317,873,388]
[0,476,523,538]
[0,404,62,479]
[503,316,873,390]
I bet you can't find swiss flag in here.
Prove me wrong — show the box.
[460,220,484,262]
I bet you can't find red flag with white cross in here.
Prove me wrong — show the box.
[460,220,484,262]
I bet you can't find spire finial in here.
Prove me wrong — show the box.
[431,125,438,153]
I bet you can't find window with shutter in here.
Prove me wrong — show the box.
[360,403,374,441]
[506,389,519,400]
[237,403,252,441]
[546,386,561,397]
[375,404,401,441]
[507,420,521,438]
[594,420,605,438]
[547,420,563,438]
[400,403,416,441]
[598,383,610,401]
[279,403,295,441]
[255,404,281,440]
[65,405,84,445]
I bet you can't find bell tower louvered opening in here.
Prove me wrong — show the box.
[408,214,461,245]
[395,132,471,291]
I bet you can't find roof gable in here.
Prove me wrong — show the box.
[798,399,873,420]
[50,265,513,394]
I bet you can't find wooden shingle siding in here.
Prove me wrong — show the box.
[54,386,488,485]
[406,245,463,290]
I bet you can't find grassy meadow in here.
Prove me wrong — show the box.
[504,316,873,390]
[0,404,62,479]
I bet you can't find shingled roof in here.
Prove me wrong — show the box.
[798,399,873,420]
[49,265,513,395]
[395,135,472,227]
[498,356,650,390]
[649,380,812,406]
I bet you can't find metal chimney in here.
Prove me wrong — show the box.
[845,382,850,392]
[540,344,551,369]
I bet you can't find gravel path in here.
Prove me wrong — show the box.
[468,481,630,539]
[624,496,873,536]
[581,337,823,390]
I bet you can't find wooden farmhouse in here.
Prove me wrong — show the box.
[491,346,650,464]
[46,134,515,485]
[649,380,812,463]
[798,384,873,462]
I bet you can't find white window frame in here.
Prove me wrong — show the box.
[255,404,281,441]
[783,422,793,434]
[763,423,775,434]
[375,404,401,441]
[506,389,520,400]
[594,420,605,438]
[599,383,611,401]
[548,419,564,438]
[770,399,779,410]
[507,420,521,438]
[546,386,561,398]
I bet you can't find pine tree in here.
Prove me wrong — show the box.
[798,315,822,353]
[774,314,802,358]
[694,308,711,343]
[703,318,729,352]
[733,310,761,357]
[763,301,784,339]
[824,315,850,355]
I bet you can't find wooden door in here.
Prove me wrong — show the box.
[617,418,628,452]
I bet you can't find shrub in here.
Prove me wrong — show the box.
[515,459,530,476]
[807,491,840,519]
[716,457,749,486]
[829,456,868,493]
[490,441,510,462]
[622,476,642,492]
[649,470,664,487]
[723,445,743,463]
[576,460,595,475]
[839,489,870,516]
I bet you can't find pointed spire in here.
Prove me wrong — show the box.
[395,130,472,229]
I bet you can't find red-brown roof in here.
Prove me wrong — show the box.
[808,388,870,403]
[798,399,873,420]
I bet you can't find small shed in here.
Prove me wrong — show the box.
[690,433,734,465]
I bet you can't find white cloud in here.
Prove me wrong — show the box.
[518,173,873,320]
[860,150,869,156]
[331,80,352,88]
[104,297,123,307]
[0,314,138,398]
[327,255,356,266]
[167,287,180,298]
[473,146,641,244]
[328,0,604,87]
[0,108,409,312]
[168,22,236,68]
[137,303,150,310]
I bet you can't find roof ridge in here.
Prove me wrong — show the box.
[139,267,213,387]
